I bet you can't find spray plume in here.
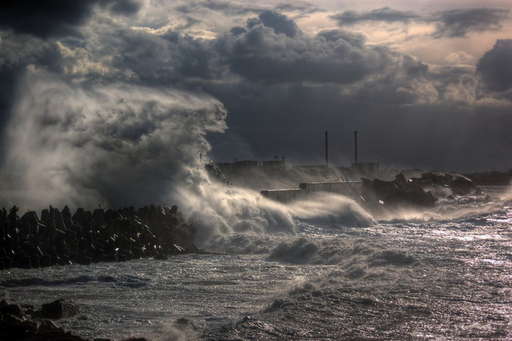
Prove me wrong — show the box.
[0,70,378,249]
[0,70,226,209]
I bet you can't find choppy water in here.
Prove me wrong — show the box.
[2,188,512,340]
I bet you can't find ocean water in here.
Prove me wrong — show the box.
[2,188,512,340]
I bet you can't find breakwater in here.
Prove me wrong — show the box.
[0,205,197,270]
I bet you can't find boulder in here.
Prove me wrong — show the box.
[92,209,106,226]
[413,172,479,196]
[0,313,39,339]
[0,300,23,317]
[38,299,79,320]
[20,211,40,235]
[362,174,436,210]
[37,319,64,334]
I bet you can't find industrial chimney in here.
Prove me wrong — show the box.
[353,130,358,164]
[325,130,329,166]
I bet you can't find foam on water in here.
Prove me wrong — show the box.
[178,183,376,249]
[3,190,512,339]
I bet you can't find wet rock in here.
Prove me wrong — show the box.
[41,209,51,227]
[62,206,72,229]
[38,299,79,319]
[362,173,437,210]
[0,300,23,316]
[0,313,39,339]
[20,211,40,234]
[28,331,88,341]
[0,298,90,341]
[72,208,91,228]
[0,204,198,270]
[37,319,64,333]
[92,209,105,226]
[413,172,479,196]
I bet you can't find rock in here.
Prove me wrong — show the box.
[0,300,24,317]
[361,174,436,210]
[72,208,91,228]
[413,172,479,196]
[27,331,88,341]
[37,319,64,333]
[0,204,198,271]
[0,298,89,341]
[41,209,51,227]
[0,313,39,339]
[52,207,67,230]
[92,209,105,226]
[20,211,40,235]
[38,299,79,319]
[62,206,72,229]
[450,175,476,195]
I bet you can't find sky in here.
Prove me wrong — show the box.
[1,0,512,202]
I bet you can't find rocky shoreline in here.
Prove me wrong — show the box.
[1,298,155,341]
[0,205,198,270]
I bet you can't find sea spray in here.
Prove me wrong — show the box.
[0,70,377,251]
[0,69,226,209]
[177,182,377,248]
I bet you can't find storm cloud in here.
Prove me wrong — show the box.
[477,39,512,92]
[0,0,140,38]
[432,8,510,38]
[218,17,390,84]
[331,7,419,26]
[1,2,512,209]
[331,7,510,39]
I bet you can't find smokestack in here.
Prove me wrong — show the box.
[353,130,358,164]
[325,130,329,166]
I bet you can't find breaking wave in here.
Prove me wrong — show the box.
[267,236,417,268]
[0,70,376,251]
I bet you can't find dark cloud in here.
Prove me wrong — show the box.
[331,7,510,40]
[0,0,141,38]
[477,40,512,92]
[104,29,221,86]
[107,0,141,16]
[207,68,512,171]
[274,3,322,19]
[202,15,512,170]
[317,30,366,48]
[331,7,419,26]
[257,10,299,37]
[1,4,512,186]
[100,10,389,86]
[217,12,392,84]
[432,8,509,38]
[176,1,262,16]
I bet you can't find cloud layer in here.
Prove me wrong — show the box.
[0,1,512,210]
[331,7,418,25]
[478,39,512,92]
[331,7,510,39]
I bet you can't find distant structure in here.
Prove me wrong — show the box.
[351,130,379,173]
[354,130,358,164]
[325,130,329,166]
[215,159,287,170]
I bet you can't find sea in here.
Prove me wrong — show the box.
[2,186,512,340]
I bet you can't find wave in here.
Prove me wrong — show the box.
[0,274,149,288]
[267,237,417,268]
